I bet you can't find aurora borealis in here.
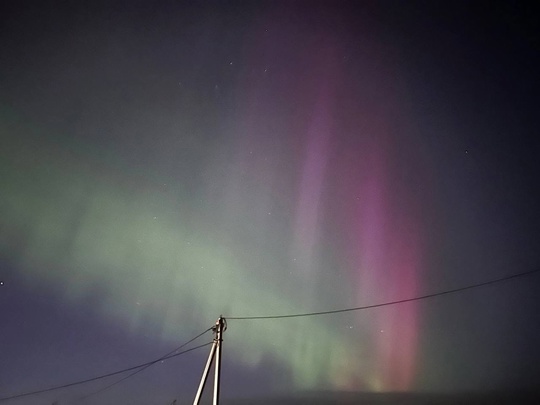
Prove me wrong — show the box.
[1,2,539,404]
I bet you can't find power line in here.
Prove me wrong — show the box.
[0,341,213,402]
[0,328,213,402]
[226,267,540,320]
[3,268,538,401]
[78,327,213,401]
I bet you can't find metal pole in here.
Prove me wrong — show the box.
[192,317,226,405]
[213,317,224,405]
[193,336,217,405]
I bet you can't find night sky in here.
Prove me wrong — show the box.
[1,1,539,404]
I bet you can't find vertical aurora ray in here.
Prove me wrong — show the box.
[292,55,336,278]
[339,109,426,391]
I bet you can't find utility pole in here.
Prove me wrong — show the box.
[193,316,226,405]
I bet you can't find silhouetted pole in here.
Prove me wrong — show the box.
[193,316,226,405]
[213,317,224,405]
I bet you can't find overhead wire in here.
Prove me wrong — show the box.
[0,327,213,402]
[77,326,214,401]
[3,267,539,401]
[226,267,540,320]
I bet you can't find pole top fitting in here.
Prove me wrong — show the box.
[212,316,227,334]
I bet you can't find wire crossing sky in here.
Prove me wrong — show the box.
[2,267,538,403]
[226,268,540,320]
[76,326,214,402]
[0,331,213,402]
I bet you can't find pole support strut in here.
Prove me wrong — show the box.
[193,316,226,405]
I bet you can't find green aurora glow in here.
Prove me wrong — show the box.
[0,110,361,390]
